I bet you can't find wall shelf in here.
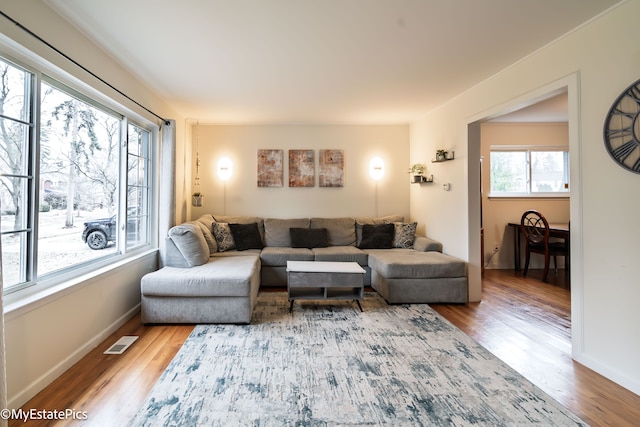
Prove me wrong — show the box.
[432,151,455,163]
[411,174,434,184]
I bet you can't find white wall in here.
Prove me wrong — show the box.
[4,255,157,408]
[0,1,184,408]
[187,124,410,220]
[481,123,570,269]
[410,1,640,394]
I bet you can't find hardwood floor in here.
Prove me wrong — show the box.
[9,321,194,427]
[11,270,640,426]
[431,269,640,427]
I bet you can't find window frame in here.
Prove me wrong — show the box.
[0,45,159,299]
[488,145,570,198]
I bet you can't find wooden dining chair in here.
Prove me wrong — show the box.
[520,210,569,282]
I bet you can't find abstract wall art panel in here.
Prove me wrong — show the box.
[319,149,344,187]
[288,149,315,187]
[257,149,283,187]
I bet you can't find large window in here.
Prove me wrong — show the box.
[1,55,155,294]
[490,146,569,197]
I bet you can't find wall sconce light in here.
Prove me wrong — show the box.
[217,157,233,181]
[369,157,384,217]
[369,157,384,181]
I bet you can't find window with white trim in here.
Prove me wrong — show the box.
[489,146,569,197]
[1,54,155,294]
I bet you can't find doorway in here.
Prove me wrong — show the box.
[481,90,570,280]
[466,73,583,355]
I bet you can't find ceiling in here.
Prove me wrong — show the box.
[46,0,619,124]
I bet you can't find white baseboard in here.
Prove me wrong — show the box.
[8,304,140,409]
[573,351,640,396]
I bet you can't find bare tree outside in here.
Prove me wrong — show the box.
[0,63,27,232]
[37,81,121,276]
[1,57,125,287]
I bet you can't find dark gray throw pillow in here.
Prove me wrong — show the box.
[290,227,329,248]
[358,223,395,249]
[228,223,264,251]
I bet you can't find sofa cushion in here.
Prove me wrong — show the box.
[141,255,260,297]
[358,223,394,249]
[392,221,417,249]
[212,249,262,257]
[355,215,404,245]
[212,222,236,252]
[367,250,466,279]
[229,223,264,251]
[264,218,310,247]
[194,214,218,254]
[290,227,329,248]
[167,222,210,267]
[260,246,314,266]
[311,246,369,266]
[213,215,262,224]
[310,217,356,246]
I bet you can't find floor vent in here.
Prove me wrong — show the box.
[104,335,139,355]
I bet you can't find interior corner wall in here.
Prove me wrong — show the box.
[188,124,410,220]
[409,1,640,394]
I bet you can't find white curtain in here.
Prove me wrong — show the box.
[158,120,176,268]
[0,214,7,426]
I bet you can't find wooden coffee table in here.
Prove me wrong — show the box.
[286,261,366,313]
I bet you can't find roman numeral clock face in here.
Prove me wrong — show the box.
[604,79,640,174]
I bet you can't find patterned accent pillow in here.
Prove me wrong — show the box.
[212,222,236,252]
[392,222,417,249]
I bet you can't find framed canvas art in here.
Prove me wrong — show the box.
[257,149,283,187]
[319,149,344,187]
[288,149,315,187]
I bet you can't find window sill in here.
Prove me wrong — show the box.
[3,248,158,320]
[488,193,570,200]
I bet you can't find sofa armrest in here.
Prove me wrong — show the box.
[413,235,443,252]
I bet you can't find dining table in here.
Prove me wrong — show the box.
[507,222,570,272]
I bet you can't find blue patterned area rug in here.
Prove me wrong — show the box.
[132,292,587,426]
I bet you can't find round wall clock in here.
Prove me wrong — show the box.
[603,78,640,174]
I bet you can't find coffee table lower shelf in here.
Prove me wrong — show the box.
[286,261,365,313]
[288,287,364,312]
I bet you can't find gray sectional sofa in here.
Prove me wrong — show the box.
[141,214,468,324]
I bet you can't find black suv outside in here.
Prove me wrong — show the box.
[82,216,116,250]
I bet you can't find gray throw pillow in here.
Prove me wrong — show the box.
[195,214,218,254]
[167,223,210,266]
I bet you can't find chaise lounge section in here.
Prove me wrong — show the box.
[368,250,468,304]
[141,222,261,324]
[140,214,468,324]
